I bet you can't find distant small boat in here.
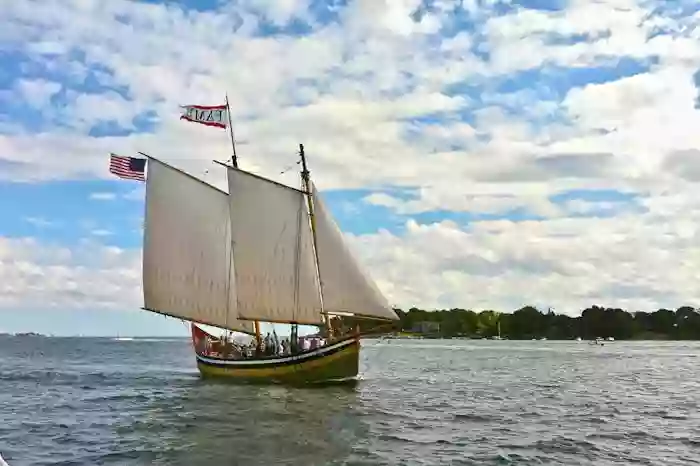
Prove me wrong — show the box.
[491,321,502,340]
[589,337,604,346]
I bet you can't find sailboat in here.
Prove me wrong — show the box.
[138,144,398,384]
[491,321,502,340]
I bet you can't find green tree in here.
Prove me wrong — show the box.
[391,305,700,340]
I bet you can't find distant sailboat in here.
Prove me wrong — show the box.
[491,321,502,340]
[137,144,398,384]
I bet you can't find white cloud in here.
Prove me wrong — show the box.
[363,188,562,217]
[560,199,622,215]
[0,0,697,190]
[90,229,112,237]
[241,0,312,26]
[23,217,55,228]
[14,78,61,108]
[67,90,140,131]
[89,192,117,201]
[1,0,700,314]
[0,237,141,311]
[350,202,700,313]
[2,183,698,315]
[483,0,659,74]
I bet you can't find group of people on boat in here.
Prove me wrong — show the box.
[197,330,327,360]
[252,332,327,358]
[191,317,364,361]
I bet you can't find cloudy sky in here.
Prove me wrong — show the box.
[1,0,699,336]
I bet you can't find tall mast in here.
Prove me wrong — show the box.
[299,144,333,340]
[225,94,238,168]
[224,98,261,351]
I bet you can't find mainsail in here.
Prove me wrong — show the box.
[142,158,254,334]
[141,150,396,331]
[310,183,399,321]
[225,167,324,325]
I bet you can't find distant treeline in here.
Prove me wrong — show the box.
[358,306,700,340]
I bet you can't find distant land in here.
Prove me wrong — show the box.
[4,305,700,341]
[0,332,45,337]
[0,333,187,339]
[372,306,700,341]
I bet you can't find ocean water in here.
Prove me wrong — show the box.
[1,337,699,466]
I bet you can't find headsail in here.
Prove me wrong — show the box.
[225,167,324,325]
[142,158,254,334]
[310,183,398,321]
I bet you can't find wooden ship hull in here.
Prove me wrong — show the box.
[191,324,360,384]
[194,337,360,385]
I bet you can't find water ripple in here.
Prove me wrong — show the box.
[2,338,700,465]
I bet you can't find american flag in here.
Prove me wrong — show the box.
[109,154,146,181]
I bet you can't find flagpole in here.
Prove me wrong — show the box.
[223,93,259,350]
[225,94,238,168]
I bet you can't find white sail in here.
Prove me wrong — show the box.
[311,184,398,321]
[142,158,254,334]
[226,167,323,325]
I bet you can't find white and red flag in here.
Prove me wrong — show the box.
[179,104,228,129]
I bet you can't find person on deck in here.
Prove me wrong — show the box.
[264,333,273,356]
[272,329,279,354]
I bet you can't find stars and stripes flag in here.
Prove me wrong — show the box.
[109,153,146,181]
[180,104,228,129]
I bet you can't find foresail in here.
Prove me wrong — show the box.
[311,184,398,321]
[142,158,254,334]
[226,167,323,325]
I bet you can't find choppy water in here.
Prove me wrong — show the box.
[1,337,700,465]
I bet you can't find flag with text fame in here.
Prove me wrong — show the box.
[179,95,239,166]
[179,104,228,129]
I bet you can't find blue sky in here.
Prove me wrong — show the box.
[1,0,699,335]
